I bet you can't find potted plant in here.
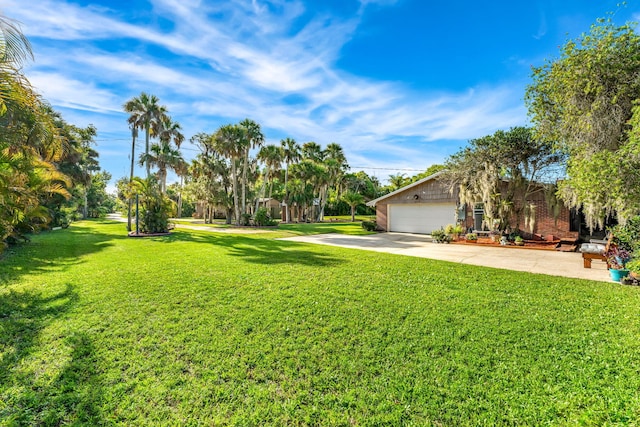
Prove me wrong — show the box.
[605,245,631,282]
[514,235,524,246]
[465,232,478,243]
[489,230,501,243]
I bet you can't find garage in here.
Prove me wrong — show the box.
[388,203,456,234]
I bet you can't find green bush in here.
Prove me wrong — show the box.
[361,220,377,231]
[135,177,173,234]
[253,208,277,227]
[432,229,452,243]
[610,216,640,253]
[465,232,478,241]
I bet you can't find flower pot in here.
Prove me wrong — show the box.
[609,268,630,282]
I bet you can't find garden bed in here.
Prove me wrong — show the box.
[451,237,563,250]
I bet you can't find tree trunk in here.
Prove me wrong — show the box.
[226,208,233,224]
[241,148,248,215]
[255,175,267,214]
[128,131,136,232]
[351,205,355,222]
[231,159,240,225]
[83,188,88,219]
[283,166,290,223]
[159,168,167,194]
[145,121,150,178]
[317,185,327,222]
[177,175,183,218]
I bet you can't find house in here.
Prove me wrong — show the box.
[367,172,579,239]
[256,198,282,219]
[366,171,459,234]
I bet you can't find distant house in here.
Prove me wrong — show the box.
[256,198,282,219]
[366,172,579,239]
[194,198,282,220]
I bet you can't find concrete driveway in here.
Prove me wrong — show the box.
[280,232,611,283]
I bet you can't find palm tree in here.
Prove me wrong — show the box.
[215,124,247,225]
[139,140,185,194]
[319,142,349,221]
[280,137,301,223]
[341,191,364,222]
[389,173,407,190]
[255,144,283,213]
[301,141,323,162]
[158,114,185,148]
[0,14,33,116]
[0,18,73,246]
[239,119,264,215]
[123,92,167,178]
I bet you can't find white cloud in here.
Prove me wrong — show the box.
[5,0,528,182]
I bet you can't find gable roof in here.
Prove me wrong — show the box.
[366,170,448,207]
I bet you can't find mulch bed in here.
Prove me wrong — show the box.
[450,237,568,251]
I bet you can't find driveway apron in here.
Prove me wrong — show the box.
[280,232,611,283]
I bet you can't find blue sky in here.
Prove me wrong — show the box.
[3,0,638,187]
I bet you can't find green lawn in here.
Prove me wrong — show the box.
[173,219,374,238]
[1,220,640,425]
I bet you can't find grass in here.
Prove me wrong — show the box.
[1,220,640,425]
[171,218,374,238]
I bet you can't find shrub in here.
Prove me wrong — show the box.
[254,208,277,227]
[626,258,640,275]
[432,229,452,243]
[134,177,173,234]
[361,220,377,231]
[240,213,252,226]
[465,233,478,241]
[610,216,640,253]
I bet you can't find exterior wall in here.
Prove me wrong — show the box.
[375,179,455,232]
[461,199,577,239]
[376,204,388,231]
[527,200,577,239]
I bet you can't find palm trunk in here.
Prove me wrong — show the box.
[284,166,290,223]
[145,122,150,178]
[128,131,136,232]
[255,176,267,214]
[159,168,167,194]
[242,149,248,215]
[177,175,184,218]
[351,205,355,222]
[231,159,240,225]
[317,185,327,222]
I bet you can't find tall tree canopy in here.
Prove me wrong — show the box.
[443,126,562,232]
[526,18,640,229]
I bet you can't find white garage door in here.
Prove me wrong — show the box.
[388,203,456,234]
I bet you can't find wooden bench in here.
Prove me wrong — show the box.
[580,234,612,269]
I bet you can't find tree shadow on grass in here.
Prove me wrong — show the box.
[157,230,346,267]
[0,222,126,287]
[0,284,105,424]
[225,237,345,266]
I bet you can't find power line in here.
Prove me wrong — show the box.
[349,166,426,171]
